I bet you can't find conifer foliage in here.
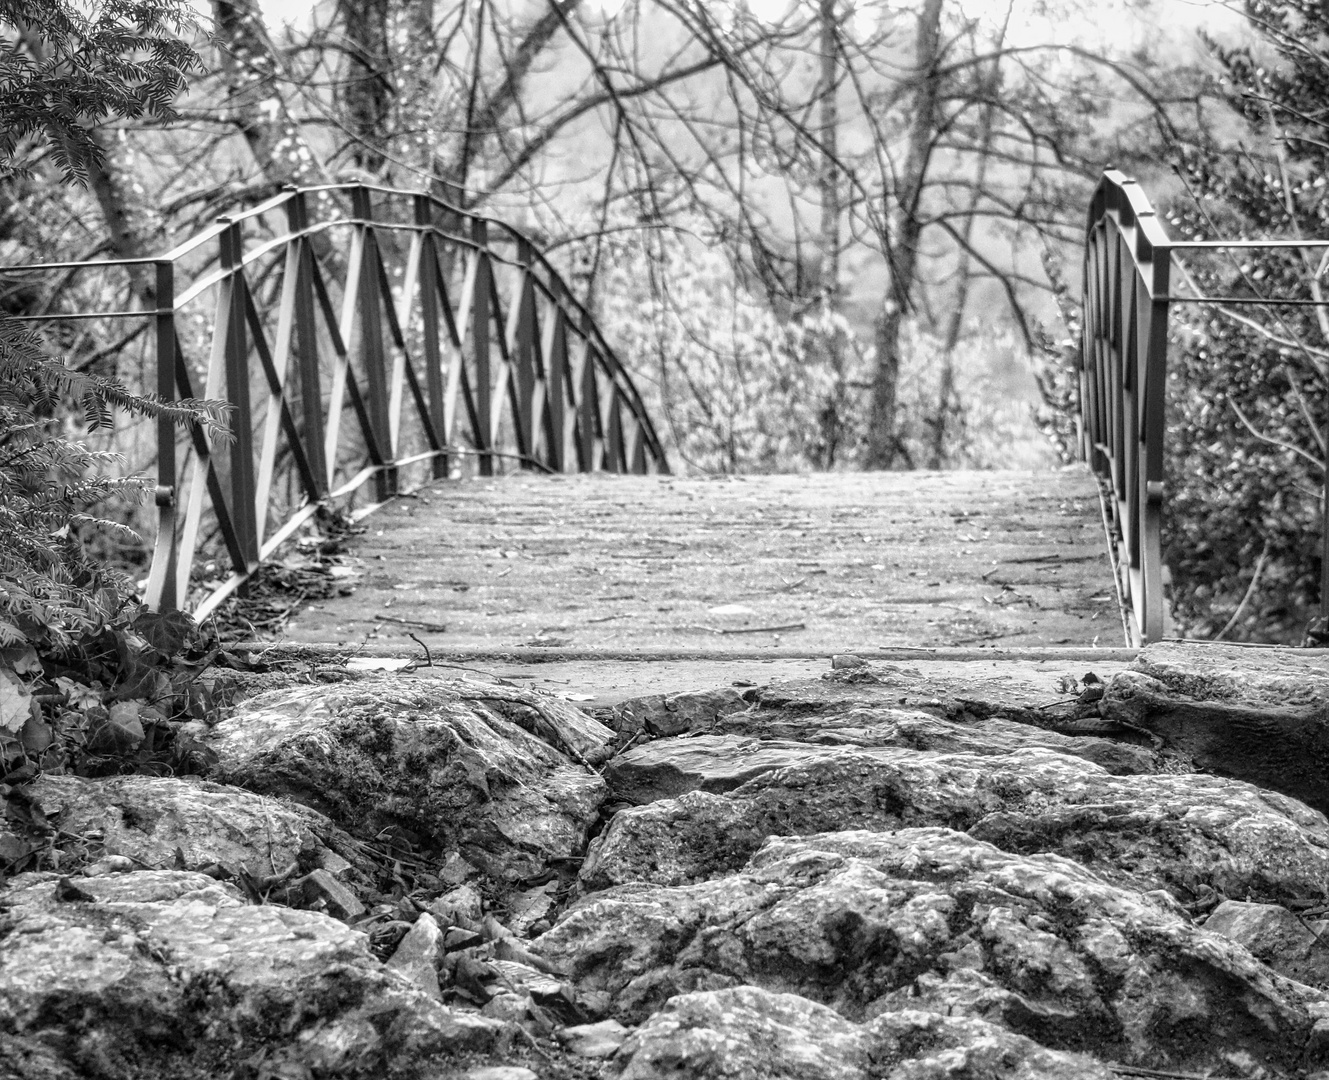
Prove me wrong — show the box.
[0,0,198,183]
[0,0,224,648]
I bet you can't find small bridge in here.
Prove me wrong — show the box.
[5,174,1308,653]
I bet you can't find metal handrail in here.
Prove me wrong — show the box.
[0,183,670,617]
[1081,170,1172,644]
[1081,169,1329,644]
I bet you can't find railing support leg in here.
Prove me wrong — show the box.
[220,221,259,588]
[145,260,178,612]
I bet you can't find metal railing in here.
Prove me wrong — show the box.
[1082,169,1329,644]
[0,184,669,618]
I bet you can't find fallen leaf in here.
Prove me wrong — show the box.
[0,668,33,734]
[0,647,40,676]
[18,715,53,754]
[55,676,103,711]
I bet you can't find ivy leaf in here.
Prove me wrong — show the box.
[54,676,102,711]
[88,700,145,754]
[133,610,195,659]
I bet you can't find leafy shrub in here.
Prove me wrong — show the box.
[0,0,237,812]
[0,318,228,648]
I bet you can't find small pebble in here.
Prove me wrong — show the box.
[80,855,136,876]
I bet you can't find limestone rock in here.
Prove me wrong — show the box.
[1205,900,1329,987]
[297,866,366,920]
[604,717,1152,810]
[582,790,766,890]
[864,1008,1115,1080]
[448,682,616,765]
[745,665,1124,731]
[31,772,367,879]
[1101,642,1329,813]
[206,679,608,884]
[606,735,831,804]
[387,911,445,999]
[609,688,750,740]
[546,828,1329,1075]
[713,695,1153,775]
[615,987,1112,1080]
[429,883,485,926]
[616,986,871,1080]
[0,870,505,1079]
[558,1018,629,1058]
[582,746,1329,905]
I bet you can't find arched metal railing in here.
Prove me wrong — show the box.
[1081,170,1172,644]
[0,184,670,618]
[1082,169,1329,644]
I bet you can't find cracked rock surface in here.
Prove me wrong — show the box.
[29,772,370,879]
[584,744,1329,903]
[0,870,505,1080]
[546,828,1329,1074]
[8,645,1329,1079]
[207,679,611,884]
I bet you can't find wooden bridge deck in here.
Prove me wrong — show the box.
[278,468,1120,654]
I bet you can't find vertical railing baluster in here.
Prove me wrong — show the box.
[289,190,328,497]
[606,386,625,473]
[145,259,178,611]
[221,220,259,577]
[578,339,598,471]
[512,240,538,466]
[352,186,394,499]
[472,217,493,475]
[543,280,568,473]
[416,193,449,478]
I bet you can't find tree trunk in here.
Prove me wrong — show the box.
[338,0,392,175]
[212,0,331,190]
[931,5,1010,468]
[816,0,847,468]
[864,0,944,470]
[396,0,437,176]
[818,0,840,303]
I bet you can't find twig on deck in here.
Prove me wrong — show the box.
[689,623,806,635]
[406,633,433,668]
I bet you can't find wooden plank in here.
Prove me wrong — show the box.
[279,469,1122,652]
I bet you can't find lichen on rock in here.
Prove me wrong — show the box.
[583,743,1329,906]
[205,678,610,884]
[547,828,1329,1075]
[30,772,367,880]
[0,869,506,1079]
